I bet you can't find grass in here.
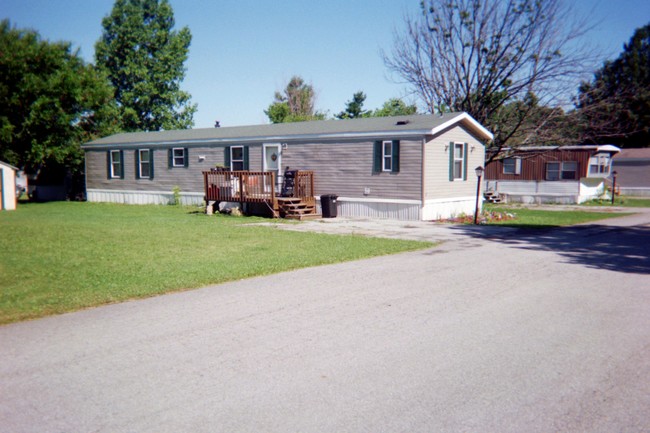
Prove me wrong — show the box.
[0,202,431,324]
[582,196,650,208]
[483,204,633,228]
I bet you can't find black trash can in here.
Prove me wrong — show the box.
[320,194,338,218]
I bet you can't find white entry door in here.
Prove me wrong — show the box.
[263,143,282,191]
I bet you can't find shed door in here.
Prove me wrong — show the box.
[263,144,282,191]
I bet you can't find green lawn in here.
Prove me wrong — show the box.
[582,196,650,208]
[0,202,431,324]
[483,204,633,228]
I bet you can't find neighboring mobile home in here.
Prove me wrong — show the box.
[0,161,18,211]
[484,145,620,204]
[612,148,650,197]
[82,113,492,220]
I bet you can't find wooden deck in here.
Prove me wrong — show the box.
[203,170,317,218]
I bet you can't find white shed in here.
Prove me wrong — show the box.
[0,161,18,211]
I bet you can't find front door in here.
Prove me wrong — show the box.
[263,143,282,191]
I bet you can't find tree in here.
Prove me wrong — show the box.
[383,0,595,158]
[371,98,418,117]
[95,0,196,131]
[577,23,650,148]
[336,91,370,119]
[0,20,120,175]
[265,76,326,123]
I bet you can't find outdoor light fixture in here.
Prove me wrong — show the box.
[474,166,484,225]
[611,170,618,205]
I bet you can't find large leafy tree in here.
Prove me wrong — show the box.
[577,23,650,148]
[383,0,594,157]
[95,0,196,131]
[0,20,119,175]
[265,76,326,123]
[371,98,418,117]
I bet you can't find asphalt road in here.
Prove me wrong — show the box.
[1,210,649,432]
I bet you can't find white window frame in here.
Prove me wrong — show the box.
[109,150,121,179]
[172,148,186,167]
[453,143,464,180]
[588,153,611,176]
[230,146,244,171]
[503,158,521,175]
[138,149,151,179]
[546,161,577,181]
[382,140,393,172]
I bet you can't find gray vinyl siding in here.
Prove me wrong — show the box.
[86,140,423,200]
[424,125,486,200]
[280,139,422,200]
[86,145,262,193]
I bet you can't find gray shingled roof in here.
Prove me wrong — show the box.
[82,112,493,149]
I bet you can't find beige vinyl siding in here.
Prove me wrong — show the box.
[280,139,422,200]
[424,125,486,200]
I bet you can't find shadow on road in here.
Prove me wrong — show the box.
[450,224,650,275]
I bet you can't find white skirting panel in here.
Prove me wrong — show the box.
[318,197,422,221]
[87,189,204,206]
[619,187,650,197]
[421,196,478,221]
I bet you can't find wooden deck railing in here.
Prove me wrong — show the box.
[204,170,276,203]
[203,170,315,206]
[292,171,315,204]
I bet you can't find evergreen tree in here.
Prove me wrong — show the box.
[336,91,369,119]
[95,0,196,131]
[577,23,650,147]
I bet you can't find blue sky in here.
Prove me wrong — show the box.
[2,0,649,128]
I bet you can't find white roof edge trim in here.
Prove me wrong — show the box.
[596,144,621,153]
[81,129,433,149]
[430,112,494,141]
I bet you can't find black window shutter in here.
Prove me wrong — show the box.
[243,146,249,170]
[135,150,140,179]
[224,147,231,169]
[392,140,400,173]
[373,141,381,173]
[119,151,124,179]
[463,143,469,181]
[168,149,173,168]
[149,149,154,179]
[107,152,111,179]
[184,148,189,168]
[448,142,455,181]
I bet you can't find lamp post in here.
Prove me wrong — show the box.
[611,170,618,205]
[474,166,484,225]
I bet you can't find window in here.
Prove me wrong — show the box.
[109,150,122,179]
[561,161,577,180]
[167,147,189,169]
[171,148,187,167]
[137,149,153,179]
[503,158,521,175]
[449,143,467,180]
[224,146,249,170]
[546,161,577,180]
[231,146,244,171]
[588,153,611,176]
[382,141,393,172]
[373,140,400,173]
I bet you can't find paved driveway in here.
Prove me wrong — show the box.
[1,209,649,432]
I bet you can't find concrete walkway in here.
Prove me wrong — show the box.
[1,208,649,432]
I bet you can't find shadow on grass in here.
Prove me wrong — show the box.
[450,224,650,275]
